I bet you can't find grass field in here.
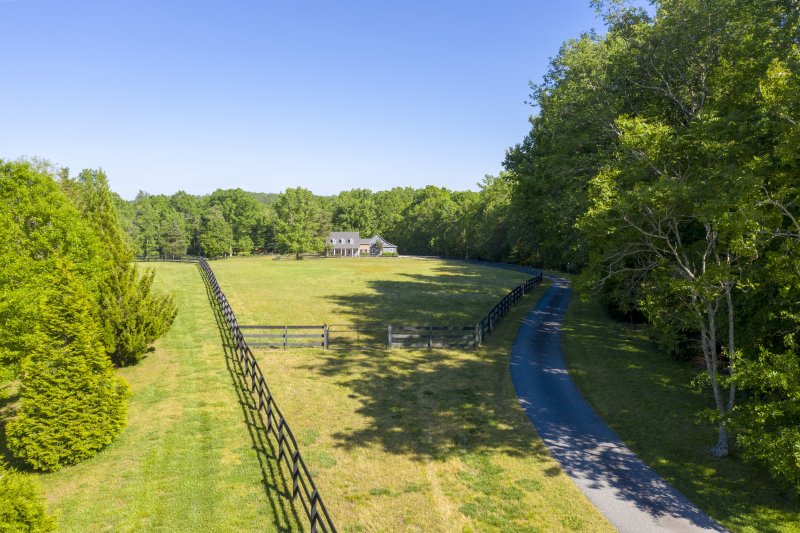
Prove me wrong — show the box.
[26,263,301,532]
[212,257,613,532]
[561,292,800,533]
[210,256,532,326]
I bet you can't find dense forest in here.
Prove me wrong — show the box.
[120,0,800,494]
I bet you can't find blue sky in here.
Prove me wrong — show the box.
[2,1,622,199]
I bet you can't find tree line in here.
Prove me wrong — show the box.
[505,0,800,493]
[0,160,177,530]
[120,180,520,261]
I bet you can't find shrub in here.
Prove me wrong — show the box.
[0,466,55,532]
[6,262,130,471]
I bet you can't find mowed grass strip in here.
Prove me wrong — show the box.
[216,258,613,532]
[562,294,800,533]
[38,262,301,532]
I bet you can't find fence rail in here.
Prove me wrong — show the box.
[240,325,328,349]
[241,270,544,351]
[196,258,337,533]
[136,254,200,262]
[475,272,543,344]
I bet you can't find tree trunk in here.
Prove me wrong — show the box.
[724,283,737,413]
[699,302,730,457]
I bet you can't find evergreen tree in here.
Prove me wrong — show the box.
[6,261,130,471]
[0,465,55,532]
[72,170,177,367]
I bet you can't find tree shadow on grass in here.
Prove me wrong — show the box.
[561,294,800,532]
[300,271,552,463]
[324,269,523,334]
[199,265,302,532]
[301,346,557,463]
[294,283,558,465]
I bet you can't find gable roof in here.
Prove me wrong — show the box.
[329,231,360,249]
[369,235,397,248]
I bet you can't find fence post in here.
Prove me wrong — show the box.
[387,325,392,348]
[474,324,480,349]
[292,450,300,499]
[284,325,288,350]
[323,325,329,350]
[428,326,433,350]
[310,489,319,533]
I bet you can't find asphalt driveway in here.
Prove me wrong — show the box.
[510,277,726,532]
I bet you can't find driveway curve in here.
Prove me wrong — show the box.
[510,277,726,532]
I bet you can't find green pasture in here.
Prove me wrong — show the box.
[562,292,800,533]
[30,263,301,532]
[210,256,531,326]
[212,256,612,532]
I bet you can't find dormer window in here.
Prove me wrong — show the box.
[348,238,353,244]
[339,239,344,243]
[330,238,336,244]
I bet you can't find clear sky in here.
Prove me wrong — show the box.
[2,1,620,199]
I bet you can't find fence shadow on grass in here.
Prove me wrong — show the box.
[199,264,302,532]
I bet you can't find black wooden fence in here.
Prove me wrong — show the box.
[197,258,337,533]
[240,325,329,349]
[136,254,199,262]
[475,272,544,344]
[241,272,544,350]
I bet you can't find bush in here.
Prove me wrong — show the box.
[0,466,55,532]
[6,263,130,471]
[102,266,177,367]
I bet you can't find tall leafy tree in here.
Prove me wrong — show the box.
[208,188,265,254]
[333,188,379,236]
[197,205,234,258]
[273,187,329,258]
[0,160,104,372]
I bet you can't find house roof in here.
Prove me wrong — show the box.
[369,235,397,248]
[329,231,360,249]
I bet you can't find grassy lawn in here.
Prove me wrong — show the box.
[214,257,613,532]
[562,292,800,533]
[210,256,532,326]
[24,263,301,532]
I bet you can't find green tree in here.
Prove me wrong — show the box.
[71,169,177,367]
[6,261,130,471]
[730,47,800,491]
[160,215,188,256]
[273,187,328,258]
[0,160,104,373]
[197,205,234,258]
[374,187,414,243]
[333,189,379,236]
[209,188,265,254]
